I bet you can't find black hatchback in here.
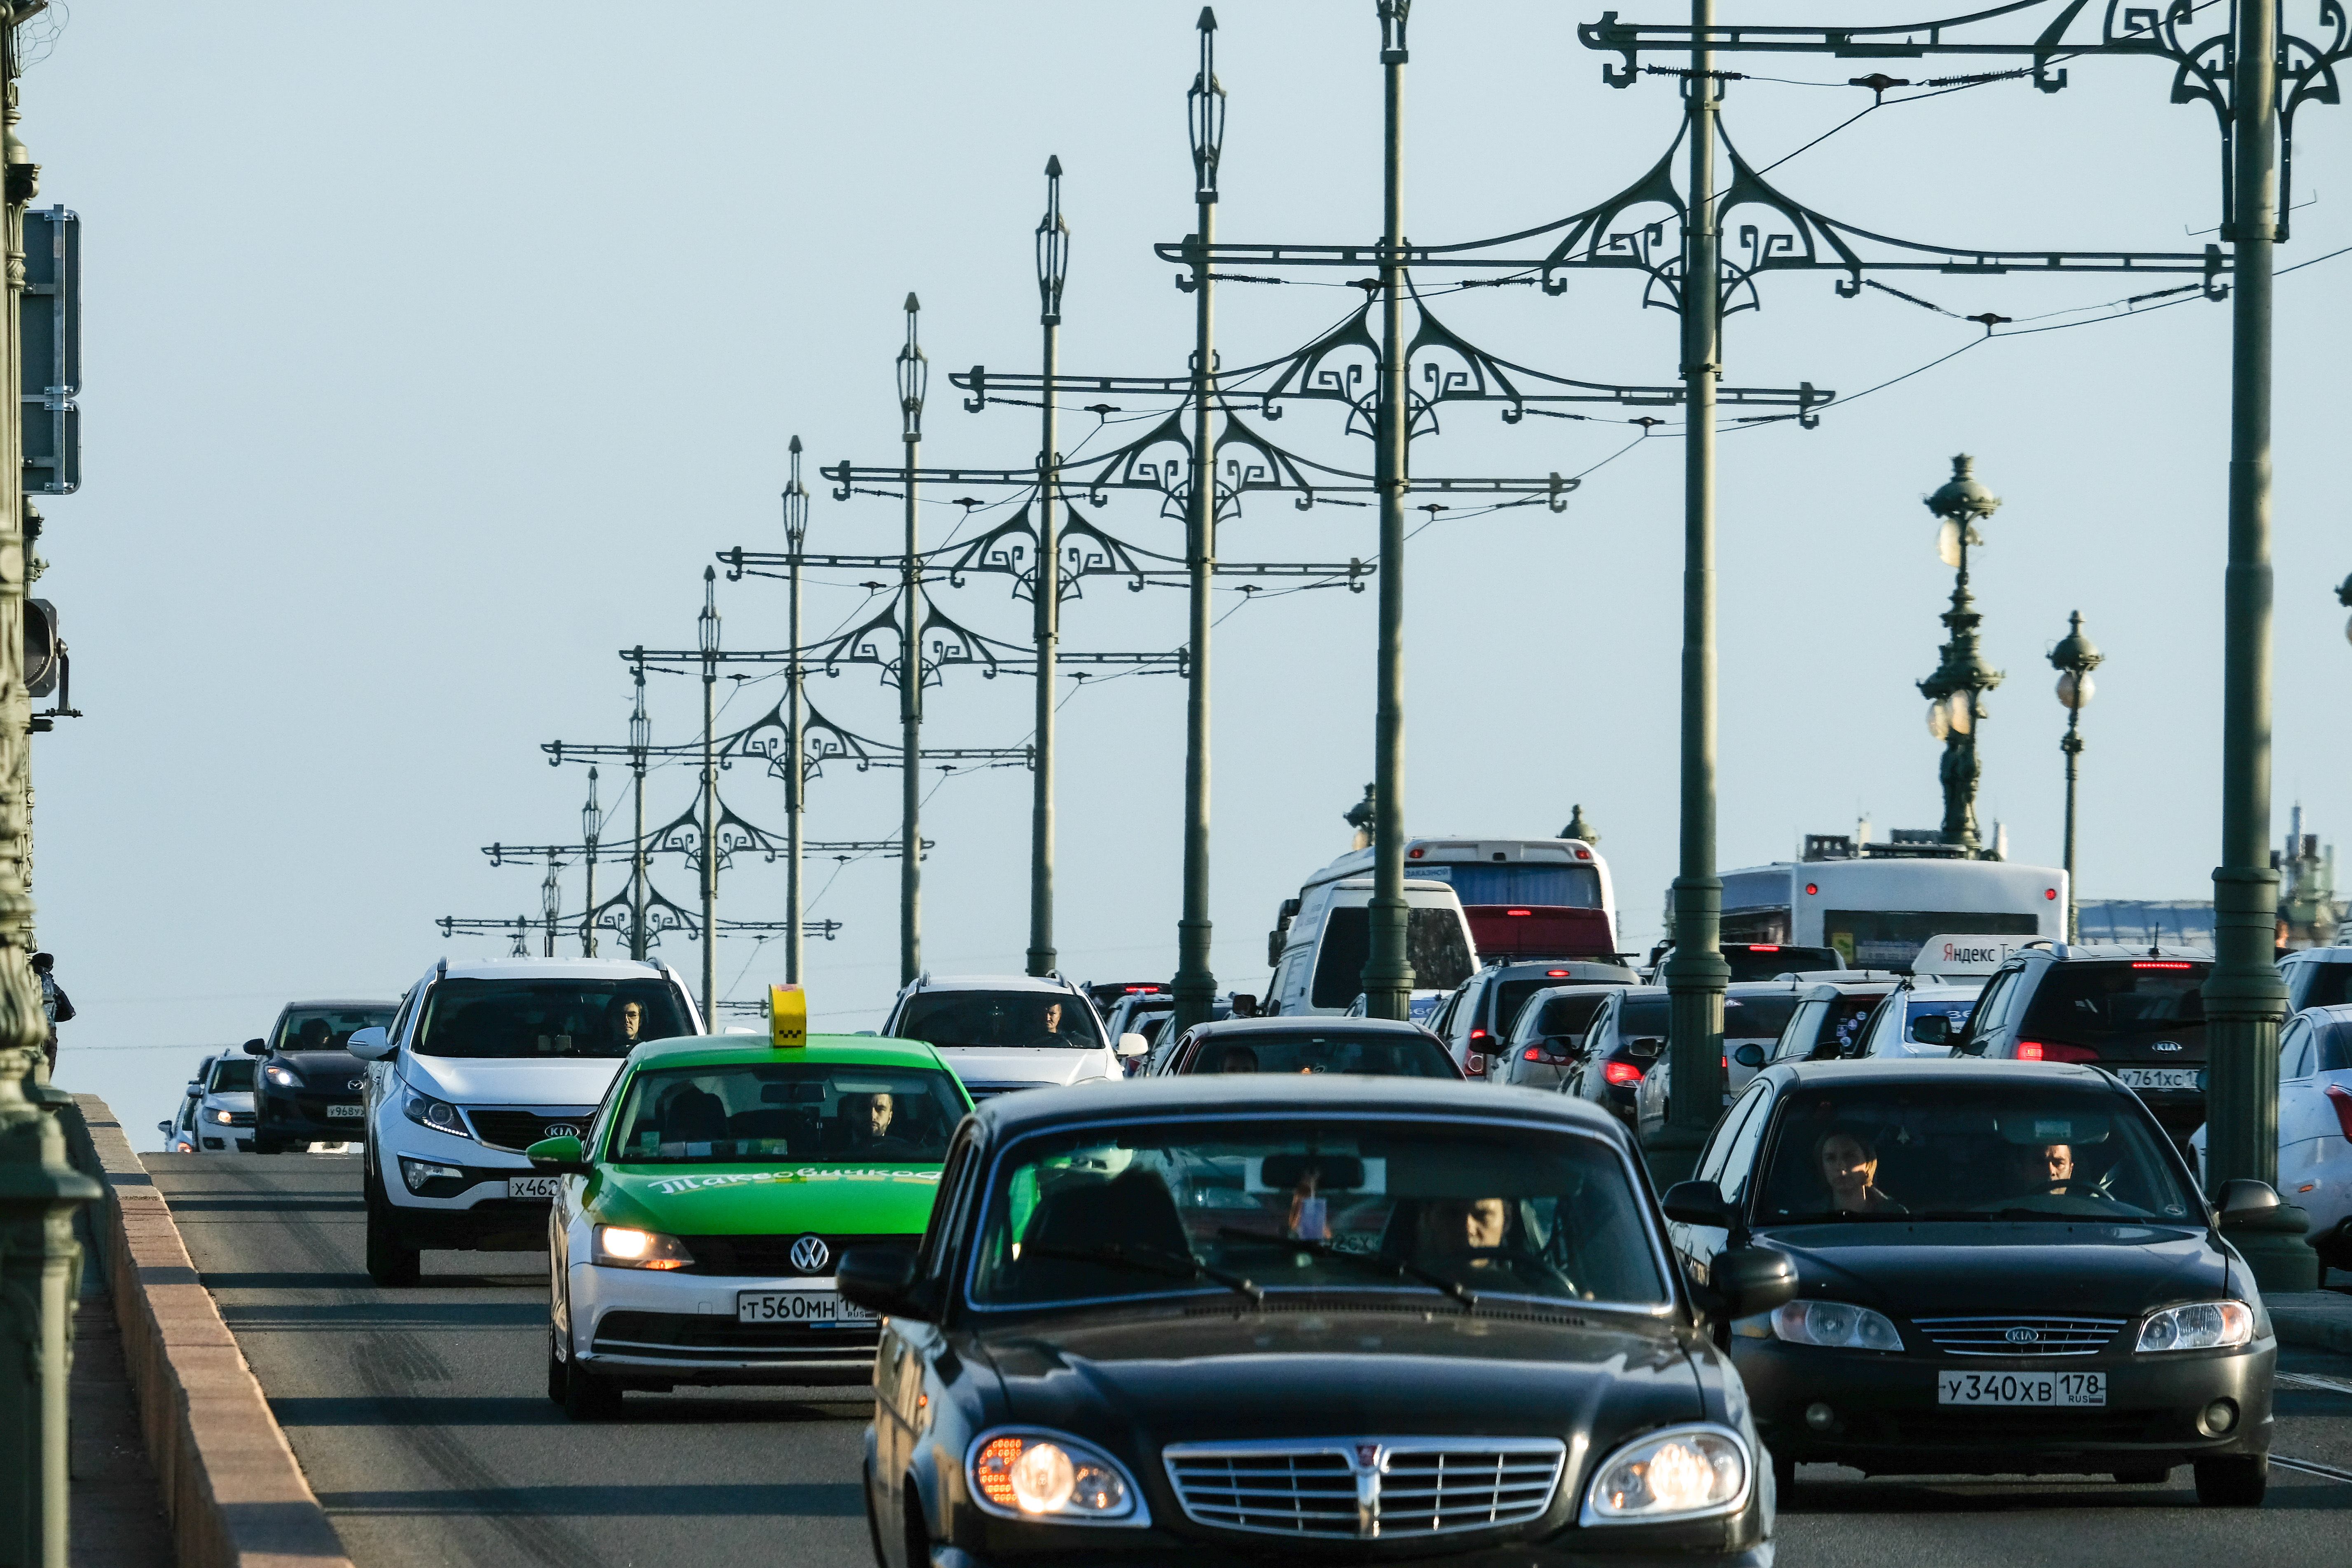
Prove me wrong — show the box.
[1660,1059,2277,1505]
[250,998,396,1152]
[840,1077,1797,1565]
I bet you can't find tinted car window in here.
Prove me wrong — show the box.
[1522,991,1612,1041]
[1615,994,1670,1039]
[610,1061,963,1165]
[1723,995,1801,1039]
[2017,963,2210,1049]
[2318,1021,2352,1075]
[1722,946,1841,981]
[209,1059,257,1091]
[1418,864,1602,908]
[1311,910,1475,1008]
[899,991,1101,1049]
[1186,1030,1456,1078]
[271,1005,395,1053]
[2298,964,2352,1011]
[414,979,691,1059]
[1753,1082,2198,1224]
[969,1117,1666,1308]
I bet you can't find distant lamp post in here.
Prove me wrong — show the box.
[580,767,601,957]
[697,565,721,1019]
[2338,572,2352,644]
[2049,611,2103,943]
[1917,454,2005,856]
[1561,804,1600,845]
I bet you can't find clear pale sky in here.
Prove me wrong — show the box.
[30,2,2351,1141]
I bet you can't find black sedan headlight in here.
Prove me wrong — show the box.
[400,1088,472,1140]
[1734,1299,1906,1352]
[264,1065,302,1089]
[969,1430,1148,1526]
[2136,1300,2254,1352]
[1579,1423,1751,1526]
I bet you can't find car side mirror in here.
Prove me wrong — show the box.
[346,1027,393,1062]
[524,1134,590,1174]
[2216,1177,2282,1222]
[1662,1179,1734,1228]
[836,1245,928,1320]
[1627,1036,1664,1060]
[1732,1043,1767,1069]
[1115,1032,1150,1059]
[185,1080,203,1096]
[241,1037,268,1056]
[156,1121,172,1136]
[1706,1246,1799,1321]
[1911,1014,1949,1045]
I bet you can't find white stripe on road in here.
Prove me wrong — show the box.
[2275,1371,2352,1396]
[2272,1454,2352,1484]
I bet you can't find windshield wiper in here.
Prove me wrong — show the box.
[1017,1241,1264,1306]
[1215,1226,1479,1308]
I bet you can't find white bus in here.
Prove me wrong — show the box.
[1673,852,2067,974]
[1273,837,1619,970]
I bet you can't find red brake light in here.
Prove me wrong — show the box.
[1546,969,1570,977]
[1408,847,1424,859]
[1470,1028,1487,1041]
[2017,1041,2045,1061]
[1604,1061,1644,1086]
[1721,1055,1729,1071]
[1804,883,1819,896]
[1749,944,1780,952]
[1505,909,1533,917]
[2045,888,2059,900]
[2132,962,2195,969]
[1575,847,1591,859]
[1524,1046,1542,1061]
[2327,1084,2352,1142]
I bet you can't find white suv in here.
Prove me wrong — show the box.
[879,973,1126,1100]
[353,956,702,1285]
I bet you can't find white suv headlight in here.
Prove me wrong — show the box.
[400,1088,472,1140]
[970,1430,1146,1524]
[1580,1423,1751,1525]
[1735,1299,1905,1352]
[2136,1300,2254,1352]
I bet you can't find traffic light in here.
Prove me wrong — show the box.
[21,204,78,495]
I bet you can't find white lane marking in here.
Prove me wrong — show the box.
[2272,1454,2352,1484]
[2276,1371,2352,1395]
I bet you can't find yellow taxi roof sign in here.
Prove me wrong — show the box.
[768,984,808,1049]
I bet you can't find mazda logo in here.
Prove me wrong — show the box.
[346,1078,364,1092]
[789,1234,831,1273]
[2005,1326,2041,1344]
[2151,1041,2184,1053]
[543,1123,580,1140]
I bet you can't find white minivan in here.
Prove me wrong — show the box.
[352,956,702,1286]
[1268,877,1481,1018]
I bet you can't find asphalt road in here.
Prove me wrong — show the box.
[154,1153,2352,1568]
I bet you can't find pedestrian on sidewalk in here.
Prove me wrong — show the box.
[32,950,72,1075]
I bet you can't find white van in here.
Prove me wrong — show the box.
[1269,878,1480,1018]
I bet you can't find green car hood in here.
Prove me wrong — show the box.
[588,1162,943,1236]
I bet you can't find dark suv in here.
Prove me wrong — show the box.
[251,998,397,1153]
[1933,943,2213,1139]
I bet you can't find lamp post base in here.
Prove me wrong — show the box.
[1639,1123,1708,1191]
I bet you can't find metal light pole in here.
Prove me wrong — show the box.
[1652,0,1729,1181]
[540,850,562,959]
[898,293,928,986]
[1172,7,1224,1034]
[1362,0,1416,1023]
[1919,455,2005,856]
[580,768,599,957]
[628,653,651,960]
[1029,157,1069,979]
[698,566,721,1018]
[783,437,809,984]
[2204,0,2310,1288]
[2050,612,2102,944]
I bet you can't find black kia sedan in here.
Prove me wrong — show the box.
[1659,1059,2277,1506]
[840,1076,1797,1566]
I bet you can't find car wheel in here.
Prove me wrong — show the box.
[901,1476,929,1568]
[2111,1464,2172,1485]
[252,1137,284,1155]
[2193,1454,2266,1507]
[363,1170,421,1287]
[545,1322,569,1407]
[862,1464,890,1568]
[563,1363,623,1421]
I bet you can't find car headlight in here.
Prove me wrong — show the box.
[400,1088,471,1140]
[1735,1299,1905,1352]
[399,1156,468,1195]
[264,1065,302,1089]
[211,1108,234,1125]
[2136,1300,2254,1353]
[970,1430,1145,1524]
[1580,1423,1751,1525]
[594,1225,695,1271]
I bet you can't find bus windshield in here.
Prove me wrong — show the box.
[1416,864,1602,908]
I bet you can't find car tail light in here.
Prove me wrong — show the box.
[2017,1041,2045,1061]
[1524,1047,1542,1062]
[1546,969,1570,977]
[2132,961,2195,969]
[1749,944,1780,953]
[1470,1028,1487,1041]
[1721,1055,1729,1071]
[2327,1084,2352,1143]
[1605,1061,1643,1086]
[2043,1042,2099,1063]
[1506,909,1533,917]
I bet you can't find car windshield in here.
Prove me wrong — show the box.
[209,1059,256,1091]
[2017,962,2211,1048]
[969,1116,1668,1310]
[608,1062,965,1165]
[1187,1030,1455,1077]
[413,979,691,1059]
[1617,994,1670,1037]
[271,1006,394,1053]
[899,990,1102,1050]
[1751,1082,2200,1224]
[1524,991,1612,1040]
[1724,995,1801,1040]
[1311,909,1476,1008]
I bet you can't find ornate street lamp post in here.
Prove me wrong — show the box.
[627,655,651,958]
[580,768,600,957]
[897,293,928,986]
[1029,157,1068,979]
[1918,455,2006,857]
[782,437,809,984]
[2338,572,2352,642]
[697,566,721,1018]
[2049,613,2102,943]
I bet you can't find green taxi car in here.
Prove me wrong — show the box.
[527,1029,970,1420]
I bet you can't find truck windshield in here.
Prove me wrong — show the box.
[413,979,692,1058]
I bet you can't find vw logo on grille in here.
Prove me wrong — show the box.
[543,1123,580,1140]
[2005,1326,2041,1344]
[790,1234,831,1273]
[2151,1040,2184,1052]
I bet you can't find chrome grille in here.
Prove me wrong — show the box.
[463,1107,594,1152]
[1912,1315,2127,1356]
[1164,1437,1564,1540]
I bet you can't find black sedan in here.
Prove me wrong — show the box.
[1659,1058,2277,1505]
[250,998,395,1152]
[1147,1016,1461,1079]
[840,1076,1796,1566]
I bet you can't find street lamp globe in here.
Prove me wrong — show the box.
[2050,608,2103,707]
[1924,452,2003,529]
[2337,572,2352,644]
[1926,699,1950,741]
[697,565,721,656]
[583,766,600,845]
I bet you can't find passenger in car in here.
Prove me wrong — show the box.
[1816,1130,1905,1213]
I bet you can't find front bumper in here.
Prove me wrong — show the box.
[377,1133,552,1250]
[570,1260,880,1386]
[258,1091,368,1143]
[1737,1334,2274,1473]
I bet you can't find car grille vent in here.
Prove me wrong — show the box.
[464,1109,592,1152]
[1164,1437,1565,1540]
[1911,1315,2128,1356]
[674,1234,907,1277]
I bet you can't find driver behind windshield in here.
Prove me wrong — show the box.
[1816,1130,1905,1214]
[1030,1002,1072,1048]
[2008,1140,2074,1196]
